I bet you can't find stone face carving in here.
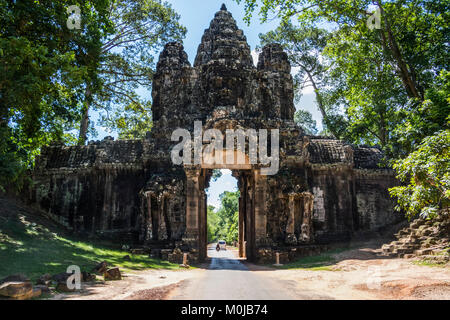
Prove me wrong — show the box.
[31,6,402,262]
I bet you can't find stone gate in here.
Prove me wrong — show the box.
[31,5,402,263]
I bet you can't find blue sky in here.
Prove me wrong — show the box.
[92,0,322,209]
[207,169,238,209]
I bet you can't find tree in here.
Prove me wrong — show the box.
[235,0,449,219]
[259,22,337,136]
[394,71,450,155]
[323,23,407,153]
[211,169,223,182]
[0,0,112,189]
[243,0,448,153]
[389,130,450,219]
[294,110,318,135]
[207,205,219,243]
[208,191,240,243]
[104,101,153,139]
[236,0,449,104]
[78,0,186,143]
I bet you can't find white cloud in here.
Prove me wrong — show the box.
[301,82,315,95]
[291,67,315,95]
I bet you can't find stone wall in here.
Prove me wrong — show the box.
[33,143,147,243]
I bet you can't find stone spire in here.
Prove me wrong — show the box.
[221,3,227,11]
[194,6,253,67]
[257,43,291,74]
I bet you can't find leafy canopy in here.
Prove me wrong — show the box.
[0,0,112,188]
[208,191,240,244]
[390,130,450,219]
[95,0,186,141]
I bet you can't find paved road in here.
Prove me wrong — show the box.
[170,245,295,300]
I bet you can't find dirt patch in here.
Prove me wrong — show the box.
[331,246,380,261]
[50,269,202,300]
[125,282,183,300]
[255,252,450,300]
[411,284,450,300]
[372,280,450,300]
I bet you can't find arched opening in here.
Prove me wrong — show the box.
[205,169,240,259]
[184,166,258,262]
[182,124,265,262]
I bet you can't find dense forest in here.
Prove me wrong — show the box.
[0,0,448,221]
[207,190,240,244]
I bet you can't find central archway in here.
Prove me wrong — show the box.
[183,166,266,262]
[182,118,270,262]
[205,170,239,258]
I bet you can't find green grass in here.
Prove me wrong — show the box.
[272,247,349,270]
[0,212,181,281]
[412,260,448,268]
[412,247,450,268]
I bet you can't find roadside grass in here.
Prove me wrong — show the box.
[272,247,350,271]
[0,211,180,282]
[412,260,448,268]
[412,247,450,268]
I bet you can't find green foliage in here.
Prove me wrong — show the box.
[211,169,223,182]
[389,130,450,219]
[238,0,448,148]
[207,191,240,244]
[106,101,153,139]
[394,71,450,155]
[294,110,318,135]
[323,23,407,152]
[389,72,449,219]
[93,0,186,141]
[0,0,113,190]
[0,0,186,189]
[0,128,27,191]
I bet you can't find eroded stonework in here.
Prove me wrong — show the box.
[32,6,402,262]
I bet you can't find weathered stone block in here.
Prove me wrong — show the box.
[0,281,33,299]
[104,268,122,281]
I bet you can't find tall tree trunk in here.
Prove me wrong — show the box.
[78,86,91,146]
[378,113,387,148]
[0,98,6,128]
[376,1,423,101]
